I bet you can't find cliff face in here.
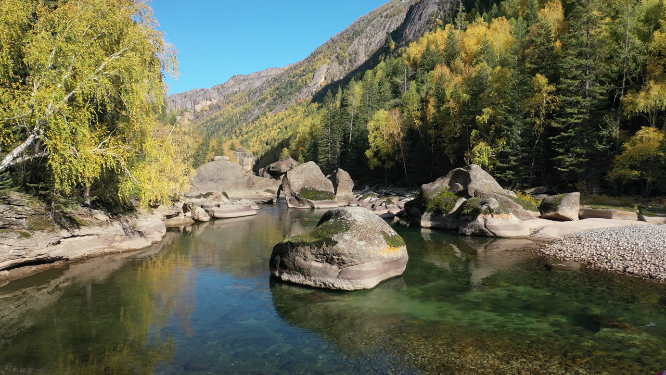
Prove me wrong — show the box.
[167,67,285,112]
[394,0,458,47]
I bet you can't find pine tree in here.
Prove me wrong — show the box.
[552,0,611,189]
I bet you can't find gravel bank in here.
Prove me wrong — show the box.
[541,225,666,280]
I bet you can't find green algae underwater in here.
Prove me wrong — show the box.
[0,202,665,374]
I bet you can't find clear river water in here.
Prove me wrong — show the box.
[1,202,666,374]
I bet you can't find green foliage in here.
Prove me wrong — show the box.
[0,0,190,206]
[609,127,666,196]
[283,216,351,248]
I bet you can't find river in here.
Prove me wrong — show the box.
[1,202,665,374]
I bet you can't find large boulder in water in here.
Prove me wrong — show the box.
[270,207,409,290]
[459,198,530,238]
[328,168,355,203]
[189,159,279,200]
[280,162,339,209]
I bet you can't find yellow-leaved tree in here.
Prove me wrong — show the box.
[608,127,666,196]
[365,108,409,180]
[0,0,189,205]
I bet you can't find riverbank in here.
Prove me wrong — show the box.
[540,224,666,281]
[0,192,167,284]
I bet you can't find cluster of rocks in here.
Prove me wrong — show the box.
[541,225,666,280]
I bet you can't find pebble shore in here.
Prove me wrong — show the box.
[541,224,666,280]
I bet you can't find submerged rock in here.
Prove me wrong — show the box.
[281,162,339,209]
[539,192,580,221]
[270,207,408,290]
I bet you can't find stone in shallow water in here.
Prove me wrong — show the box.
[269,207,408,290]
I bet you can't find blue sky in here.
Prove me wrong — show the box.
[151,0,390,95]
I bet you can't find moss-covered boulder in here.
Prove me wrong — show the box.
[459,198,530,238]
[539,192,580,221]
[270,208,409,290]
[413,165,540,223]
[281,162,339,209]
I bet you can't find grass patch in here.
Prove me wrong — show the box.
[299,188,336,201]
[265,189,277,194]
[582,195,636,207]
[639,204,666,217]
[499,193,539,212]
[587,205,638,213]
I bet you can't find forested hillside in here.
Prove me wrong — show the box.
[203,0,666,196]
[185,0,462,166]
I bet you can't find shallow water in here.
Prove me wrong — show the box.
[1,202,665,374]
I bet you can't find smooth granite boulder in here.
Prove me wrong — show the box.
[459,198,530,238]
[270,207,408,290]
[281,162,339,209]
[539,192,580,221]
[189,159,279,200]
[328,168,355,203]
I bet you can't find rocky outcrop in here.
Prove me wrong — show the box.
[234,147,257,173]
[539,193,580,221]
[281,162,339,209]
[406,165,539,232]
[167,67,285,113]
[264,158,299,179]
[394,0,457,47]
[328,169,355,202]
[0,211,166,273]
[270,208,408,290]
[189,159,279,200]
[459,198,530,238]
[167,88,222,112]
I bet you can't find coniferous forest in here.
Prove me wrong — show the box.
[200,0,666,197]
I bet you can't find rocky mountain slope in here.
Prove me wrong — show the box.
[168,0,460,165]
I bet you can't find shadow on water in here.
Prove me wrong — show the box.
[0,203,665,374]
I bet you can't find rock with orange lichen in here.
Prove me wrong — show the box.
[270,207,408,290]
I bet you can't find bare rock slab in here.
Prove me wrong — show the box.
[580,208,638,221]
[207,206,257,219]
[270,207,408,290]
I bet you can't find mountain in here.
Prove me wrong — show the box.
[167,0,459,166]
[167,67,285,112]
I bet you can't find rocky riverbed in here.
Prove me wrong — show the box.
[541,225,666,280]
